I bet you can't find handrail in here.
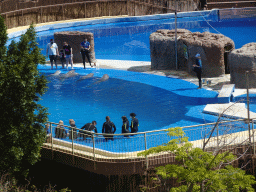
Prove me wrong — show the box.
[47,118,254,136]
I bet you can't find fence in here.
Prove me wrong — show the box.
[0,0,198,29]
[43,118,256,165]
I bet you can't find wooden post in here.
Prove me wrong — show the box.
[41,6,42,23]
[21,10,23,26]
[84,2,86,18]
[62,4,64,20]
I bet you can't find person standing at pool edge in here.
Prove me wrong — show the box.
[46,39,59,69]
[80,38,92,68]
[63,42,73,69]
[102,116,116,141]
[193,53,202,89]
[130,113,139,133]
[121,116,130,137]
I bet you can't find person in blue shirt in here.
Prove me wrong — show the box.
[193,53,202,89]
[80,38,92,68]
[130,113,139,133]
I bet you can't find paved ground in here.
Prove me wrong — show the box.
[47,59,232,93]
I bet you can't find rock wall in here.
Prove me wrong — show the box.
[229,43,256,88]
[54,31,95,64]
[150,29,235,77]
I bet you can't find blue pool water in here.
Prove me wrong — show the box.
[34,18,256,61]
[39,66,219,133]
[8,12,256,61]
[8,10,256,151]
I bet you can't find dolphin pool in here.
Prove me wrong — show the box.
[8,8,256,151]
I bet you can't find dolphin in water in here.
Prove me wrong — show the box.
[62,70,79,78]
[57,70,79,81]
[77,73,94,82]
[87,74,109,87]
[48,70,61,76]
[97,74,109,84]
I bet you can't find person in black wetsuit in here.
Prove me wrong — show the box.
[79,121,97,140]
[130,113,139,133]
[121,116,130,137]
[102,116,116,141]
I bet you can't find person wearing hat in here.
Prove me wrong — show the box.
[193,53,202,89]
[130,113,139,133]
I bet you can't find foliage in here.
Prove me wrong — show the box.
[138,127,256,192]
[0,172,71,192]
[0,16,48,177]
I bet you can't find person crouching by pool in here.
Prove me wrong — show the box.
[68,119,78,140]
[130,113,139,133]
[79,121,97,140]
[55,120,67,139]
[63,42,73,69]
[102,116,116,141]
[121,116,130,137]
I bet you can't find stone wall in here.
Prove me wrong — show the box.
[54,31,95,64]
[229,43,256,88]
[150,29,235,77]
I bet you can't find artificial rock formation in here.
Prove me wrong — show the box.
[150,29,235,77]
[229,43,256,88]
[54,31,95,64]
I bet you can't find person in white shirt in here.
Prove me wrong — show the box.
[46,39,59,69]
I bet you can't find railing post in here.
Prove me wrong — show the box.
[50,122,53,160]
[144,133,148,169]
[217,124,219,149]
[92,133,96,170]
[246,71,251,144]
[71,127,74,155]
[252,119,255,155]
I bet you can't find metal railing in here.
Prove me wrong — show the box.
[43,118,256,163]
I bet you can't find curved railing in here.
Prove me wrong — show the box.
[43,118,256,164]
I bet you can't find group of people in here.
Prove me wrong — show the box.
[46,38,94,70]
[48,113,139,141]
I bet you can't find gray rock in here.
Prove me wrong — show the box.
[150,29,235,77]
[54,31,96,64]
[229,43,256,88]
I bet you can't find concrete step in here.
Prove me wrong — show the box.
[218,84,235,103]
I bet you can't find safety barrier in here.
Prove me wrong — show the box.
[43,118,256,164]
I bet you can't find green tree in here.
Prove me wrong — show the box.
[138,127,256,191]
[0,16,48,177]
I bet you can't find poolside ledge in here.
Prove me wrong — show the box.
[203,103,256,119]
